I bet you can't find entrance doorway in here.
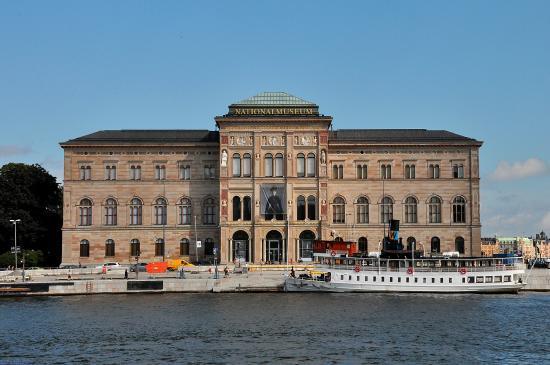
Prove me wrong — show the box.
[299,230,315,261]
[266,230,283,263]
[232,230,249,262]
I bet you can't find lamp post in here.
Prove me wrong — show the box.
[9,219,21,270]
[194,215,198,264]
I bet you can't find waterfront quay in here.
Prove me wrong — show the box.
[1,266,549,296]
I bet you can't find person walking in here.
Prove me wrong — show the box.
[290,266,296,278]
[224,266,229,278]
[124,269,128,279]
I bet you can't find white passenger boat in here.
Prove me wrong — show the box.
[285,256,526,294]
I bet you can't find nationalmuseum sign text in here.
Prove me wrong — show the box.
[228,107,319,116]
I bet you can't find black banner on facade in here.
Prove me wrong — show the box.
[260,184,286,220]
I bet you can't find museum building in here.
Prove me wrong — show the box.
[60,92,483,265]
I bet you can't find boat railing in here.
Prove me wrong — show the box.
[322,265,523,273]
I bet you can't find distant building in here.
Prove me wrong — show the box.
[59,92,483,265]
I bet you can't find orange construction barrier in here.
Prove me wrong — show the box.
[146,262,168,273]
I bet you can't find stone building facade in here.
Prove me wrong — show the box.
[60,92,482,265]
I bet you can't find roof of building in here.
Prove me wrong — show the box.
[329,129,479,143]
[232,92,316,106]
[60,130,219,145]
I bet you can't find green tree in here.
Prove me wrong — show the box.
[0,163,62,266]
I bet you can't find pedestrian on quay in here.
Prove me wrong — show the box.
[124,269,128,279]
[224,266,229,278]
[290,266,296,278]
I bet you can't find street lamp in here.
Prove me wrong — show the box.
[9,219,21,270]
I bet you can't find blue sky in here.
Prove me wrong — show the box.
[0,1,549,236]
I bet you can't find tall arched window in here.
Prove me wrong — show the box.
[307,153,316,177]
[130,239,140,256]
[79,198,92,226]
[404,197,418,223]
[232,153,241,177]
[429,196,442,223]
[358,237,368,253]
[297,153,305,177]
[154,198,167,225]
[232,196,242,221]
[380,197,393,223]
[455,236,465,254]
[307,195,316,220]
[243,196,252,221]
[105,239,115,257]
[405,164,415,179]
[203,198,216,225]
[104,198,117,226]
[431,237,441,254]
[275,153,284,177]
[381,164,391,179]
[180,238,190,256]
[130,198,143,225]
[453,196,466,223]
[356,197,369,224]
[242,153,251,177]
[296,196,306,221]
[80,239,90,257]
[429,164,440,179]
[406,236,416,250]
[264,153,273,177]
[357,164,368,179]
[332,197,345,224]
[155,238,165,257]
[204,238,215,256]
[299,230,315,260]
[178,198,192,225]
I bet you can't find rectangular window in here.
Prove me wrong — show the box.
[453,164,464,179]
[398,277,401,283]
[494,276,502,283]
[155,165,166,180]
[180,165,191,180]
[504,275,511,282]
[476,276,484,283]
[364,276,368,282]
[80,166,92,180]
[406,277,410,283]
[130,165,141,180]
[204,165,215,179]
[449,278,453,283]
[485,276,493,283]
[340,275,344,280]
[357,276,360,281]
[297,156,305,177]
[275,155,284,177]
[381,277,385,282]
[389,277,393,283]
[468,276,474,283]
[373,276,376,282]
[348,275,352,281]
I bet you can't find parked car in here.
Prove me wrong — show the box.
[129,263,147,272]
[96,262,124,270]
[531,258,550,269]
[59,264,79,269]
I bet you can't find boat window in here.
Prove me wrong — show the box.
[476,276,484,283]
[414,278,418,283]
[462,278,466,283]
[381,277,385,282]
[449,278,453,283]
[406,277,409,283]
[485,276,493,283]
[365,276,368,282]
[389,277,393,283]
[340,275,344,280]
[373,276,377,282]
[398,277,401,283]
[423,278,427,283]
[440,278,444,284]
[494,276,502,283]
[348,275,352,281]
[431,278,435,284]
[468,277,474,283]
[504,275,511,282]
[357,276,360,281]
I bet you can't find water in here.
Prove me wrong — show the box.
[0,293,549,364]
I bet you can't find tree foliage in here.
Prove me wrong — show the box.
[0,163,62,266]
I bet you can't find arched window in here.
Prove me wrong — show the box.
[296,196,306,221]
[429,164,440,179]
[79,198,92,226]
[130,239,140,257]
[357,164,368,179]
[179,164,191,180]
[274,153,284,177]
[80,165,92,180]
[130,198,143,225]
[307,153,316,177]
[232,196,242,221]
[180,238,190,256]
[204,238,215,256]
[104,198,117,226]
[178,198,192,225]
[356,197,369,224]
[455,236,465,254]
[407,236,416,250]
[381,164,391,179]
[130,165,142,180]
[297,153,305,177]
[404,197,418,223]
[332,197,345,224]
[405,164,415,179]
[155,238,165,257]
[242,153,251,177]
[307,195,316,220]
[264,153,273,177]
[335,237,344,242]
[429,196,442,223]
[431,237,441,254]
[155,165,166,180]
[358,237,368,253]
[154,198,167,225]
[380,197,393,223]
[203,198,216,225]
[232,153,241,177]
[80,239,90,257]
[299,230,315,260]
[243,196,252,221]
[452,196,466,223]
[105,239,115,257]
